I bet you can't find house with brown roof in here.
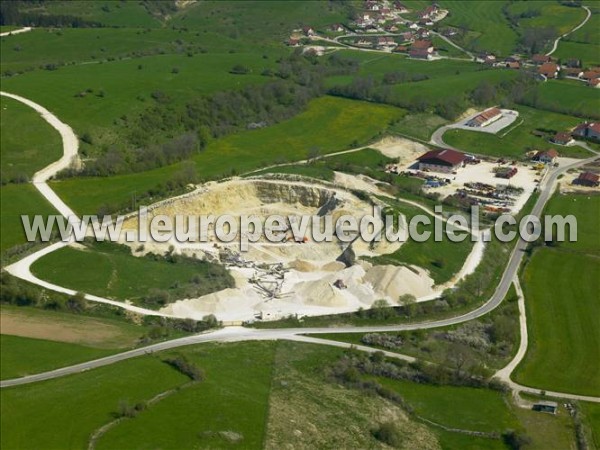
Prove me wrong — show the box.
[417,149,466,173]
[589,78,600,88]
[532,54,551,65]
[551,132,574,146]
[581,70,600,81]
[330,24,344,32]
[573,172,599,187]
[302,26,316,36]
[562,67,584,78]
[532,149,558,164]
[287,37,301,47]
[505,61,520,70]
[538,62,560,79]
[572,122,600,141]
[467,107,503,127]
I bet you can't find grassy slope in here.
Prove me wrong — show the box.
[51,96,404,214]
[379,378,519,433]
[443,105,593,158]
[0,335,116,380]
[0,95,62,180]
[524,79,600,119]
[18,0,162,28]
[0,95,62,252]
[1,51,278,147]
[0,184,57,251]
[435,0,518,56]
[30,241,230,306]
[582,401,600,449]
[0,357,188,450]
[96,341,276,449]
[515,194,600,396]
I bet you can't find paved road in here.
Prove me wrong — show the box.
[546,6,591,56]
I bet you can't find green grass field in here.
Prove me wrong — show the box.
[1,356,189,450]
[507,1,587,36]
[30,241,232,308]
[388,68,518,105]
[1,50,278,148]
[390,112,449,142]
[582,401,600,449]
[17,0,162,28]
[514,194,600,396]
[379,378,519,432]
[436,0,518,56]
[0,335,116,380]
[0,184,57,252]
[1,95,62,181]
[524,78,600,120]
[96,342,276,449]
[444,105,593,158]
[51,96,404,214]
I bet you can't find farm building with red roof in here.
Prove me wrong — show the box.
[467,107,503,127]
[417,149,466,173]
[573,172,599,187]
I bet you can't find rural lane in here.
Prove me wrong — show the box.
[546,6,591,56]
[0,27,32,37]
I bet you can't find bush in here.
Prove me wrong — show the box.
[372,422,404,447]
[164,355,204,381]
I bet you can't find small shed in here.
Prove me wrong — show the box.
[532,401,558,414]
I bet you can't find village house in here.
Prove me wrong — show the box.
[393,45,408,53]
[551,132,574,146]
[476,53,496,65]
[467,107,503,127]
[538,62,560,79]
[572,122,600,141]
[417,149,466,173]
[562,67,584,78]
[365,0,380,11]
[287,37,300,47]
[400,31,414,42]
[415,28,431,39]
[302,26,316,36]
[394,1,408,13]
[418,4,439,20]
[531,54,552,65]
[378,36,396,46]
[330,23,344,32]
[505,61,520,69]
[532,149,558,164]
[573,172,600,187]
[581,70,600,82]
[589,78,600,88]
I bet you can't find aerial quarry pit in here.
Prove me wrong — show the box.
[118,177,482,322]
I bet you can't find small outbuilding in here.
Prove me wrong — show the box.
[532,401,558,414]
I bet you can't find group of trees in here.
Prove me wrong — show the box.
[0,272,89,313]
[0,1,100,28]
